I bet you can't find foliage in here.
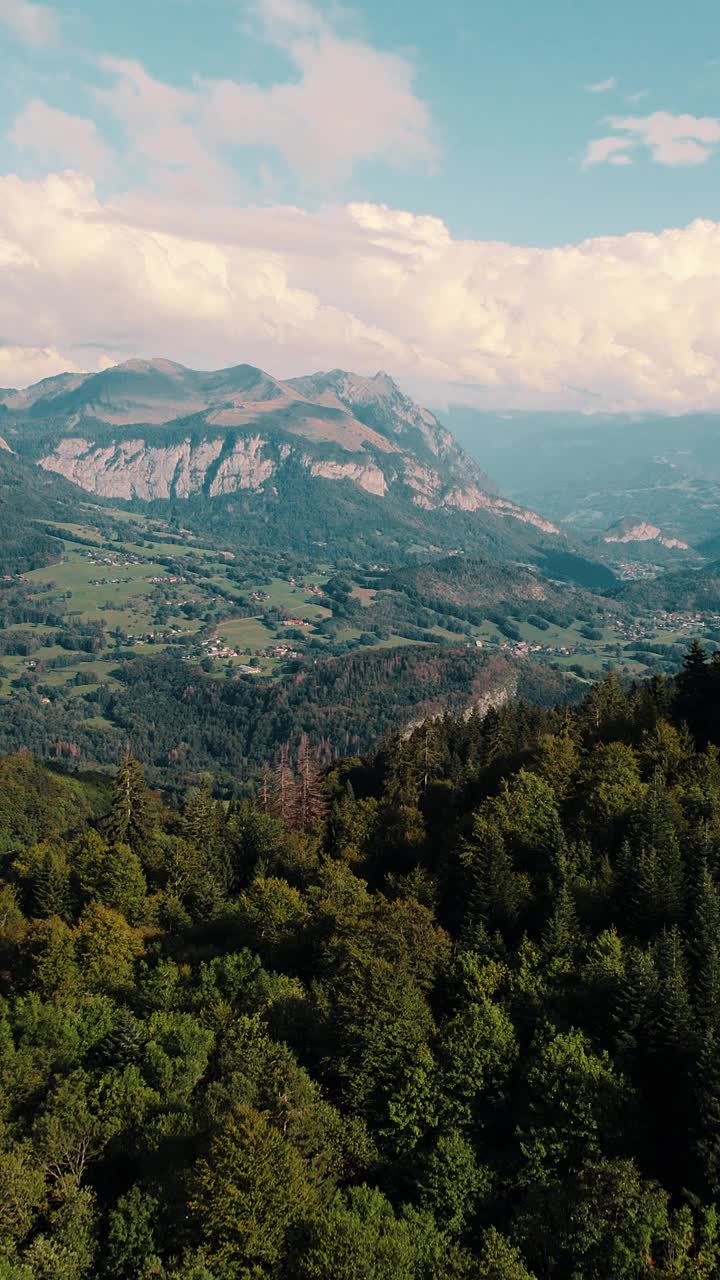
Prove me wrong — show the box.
[0,659,719,1276]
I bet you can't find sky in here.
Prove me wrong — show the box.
[1,0,719,410]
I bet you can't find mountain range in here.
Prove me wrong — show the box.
[0,359,561,565]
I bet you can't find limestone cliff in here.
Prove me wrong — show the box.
[6,356,559,538]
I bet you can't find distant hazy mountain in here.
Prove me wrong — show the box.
[440,407,720,555]
[0,358,565,562]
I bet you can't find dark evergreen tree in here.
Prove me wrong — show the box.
[105,749,153,854]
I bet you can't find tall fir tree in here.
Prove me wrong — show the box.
[105,749,153,855]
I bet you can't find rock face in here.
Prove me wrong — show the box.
[604,519,689,551]
[5,357,559,535]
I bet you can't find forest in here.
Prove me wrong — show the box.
[2,643,720,1276]
[0,645,578,792]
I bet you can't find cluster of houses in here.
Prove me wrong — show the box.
[498,639,547,656]
[612,611,720,643]
[85,550,141,568]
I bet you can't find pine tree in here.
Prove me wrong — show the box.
[29,843,72,920]
[651,926,696,1062]
[696,1029,720,1197]
[183,780,221,850]
[541,855,581,971]
[581,670,629,740]
[464,825,521,938]
[645,927,698,1187]
[612,945,660,1069]
[481,706,516,768]
[106,750,153,854]
[184,779,230,896]
[677,639,710,745]
[258,763,273,814]
[382,734,421,811]
[412,721,446,792]
[690,863,720,1034]
[625,775,685,933]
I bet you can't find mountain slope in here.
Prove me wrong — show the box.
[617,561,720,613]
[0,447,105,573]
[1,359,559,561]
[386,554,595,621]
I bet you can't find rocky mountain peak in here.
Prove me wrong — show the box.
[2,355,558,541]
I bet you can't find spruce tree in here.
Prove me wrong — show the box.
[183,780,221,850]
[677,639,710,745]
[106,750,153,854]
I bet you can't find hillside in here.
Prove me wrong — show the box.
[1,661,720,1278]
[0,645,580,789]
[0,447,105,573]
[602,517,689,552]
[617,561,720,613]
[385,554,602,624]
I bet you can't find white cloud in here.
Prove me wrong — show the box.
[586,76,617,93]
[3,172,720,410]
[94,58,238,199]
[10,100,115,175]
[0,0,58,45]
[582,136,634,168]
[0,344,84,389]
[585,110,720,167]
[87,0,435,192]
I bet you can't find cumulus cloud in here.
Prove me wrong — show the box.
[585,111,720,167]
[3,171,720,410]
[0,0,58,45]
[0,344,84,389]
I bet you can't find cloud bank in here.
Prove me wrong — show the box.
[2,172,720,411]
[2,0,719,412]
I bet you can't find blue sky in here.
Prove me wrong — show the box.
[0,0,719,407]
[3,0,719,242]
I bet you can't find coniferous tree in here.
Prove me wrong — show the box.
[296,735,327,830]
[106,750,153,855]
[677,639,711,745]
[183,780,222,851]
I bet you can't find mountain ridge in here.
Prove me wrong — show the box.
[1,359,559,548]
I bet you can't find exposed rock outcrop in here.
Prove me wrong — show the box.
[12,356,559,537]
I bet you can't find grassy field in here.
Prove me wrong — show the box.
[217,617,277,650]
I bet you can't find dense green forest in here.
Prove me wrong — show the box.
[2,645,720,1276]
[0,647,578,791]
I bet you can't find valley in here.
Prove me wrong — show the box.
[1,358,719,787]
[442,406,720,562]
[0,493,716,788]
